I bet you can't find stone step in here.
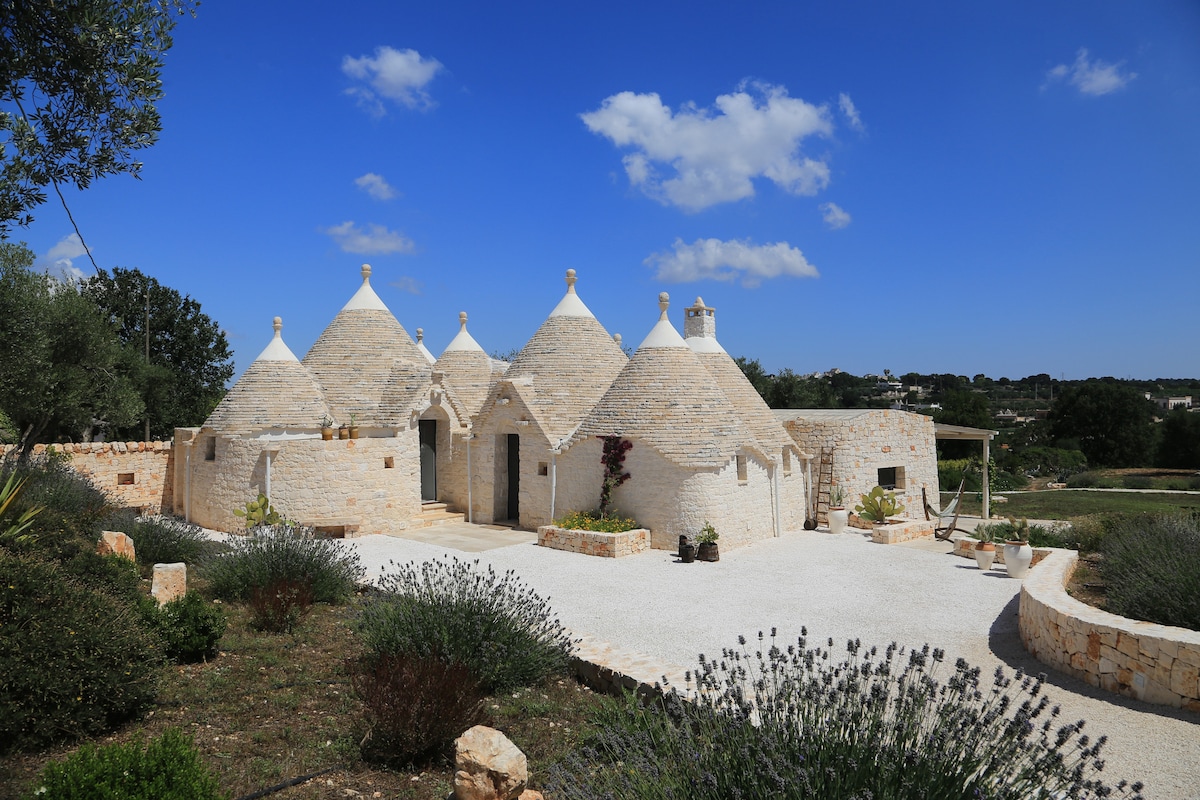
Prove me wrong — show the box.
[411,506,466,529]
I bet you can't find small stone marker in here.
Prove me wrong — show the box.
[453,725,528,800]
[96,530,136,561]
[151,562,187,605]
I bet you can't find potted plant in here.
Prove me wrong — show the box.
[347,413,359,440]
[973,526,996,570]
[319,415,335,441]
[678,535,696,563]
[828,486,850,535]
[1003,517,1034,579]
[854,486,905,525]
[696,521,719,562]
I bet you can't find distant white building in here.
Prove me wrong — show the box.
[1155,396,1193,411]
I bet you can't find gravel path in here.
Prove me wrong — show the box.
[337,529,1200,799]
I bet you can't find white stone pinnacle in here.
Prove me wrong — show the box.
[255,316,300,362]
[548,268,594,318]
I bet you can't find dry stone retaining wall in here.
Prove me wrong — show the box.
[2,441,174,513]
[1019,548,1200,712]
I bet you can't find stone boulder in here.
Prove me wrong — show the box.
[453,725,528,800]
[97,530,136,561]
[152,562,187,605]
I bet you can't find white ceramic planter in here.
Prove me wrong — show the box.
[828,508,849,534]
[974,543,996,570]
[1004,542,1034,578]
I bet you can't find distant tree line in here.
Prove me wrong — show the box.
[735,359,1200,471]
[0,242,232,458]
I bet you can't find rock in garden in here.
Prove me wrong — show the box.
[151,562,187,605]
[97,530,136,561]
[453,725,528,800]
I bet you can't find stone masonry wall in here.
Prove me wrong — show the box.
[3,442,174,513]
[175,429,421,535]
[557,438,779,550]
[781,410,937,523]
[1020,549,1200,712]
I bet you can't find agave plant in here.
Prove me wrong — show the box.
[854,486,904,523]
[0,472,43,543]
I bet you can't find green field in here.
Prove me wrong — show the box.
[943,490,1200,520]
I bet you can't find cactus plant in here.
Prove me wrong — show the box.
[233,494,283,529]
[854,486,905,523]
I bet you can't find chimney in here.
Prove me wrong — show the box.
[684,296,715,340]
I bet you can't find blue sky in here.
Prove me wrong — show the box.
[18,1,1200,382]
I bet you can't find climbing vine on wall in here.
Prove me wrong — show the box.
[598,435,632,517]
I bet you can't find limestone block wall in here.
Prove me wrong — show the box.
[175,429,421,536]
[3,441,174,513]
[1020,549,1200,712]
[439,429,471,514]
[781,410,937,523]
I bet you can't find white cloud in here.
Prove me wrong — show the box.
[321,221,415,255]
[838,93,864,132]
[37,233,90,281]
[644,237,819,287]
[1044,48,1136,96]
[820,202,852,230]
[355,172,397,201]
[390,276,422,294]
[342,46,443,114]
[581,83,834,211]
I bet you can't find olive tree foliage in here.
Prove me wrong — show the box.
[0,0,196,234]
[0,242,142,457]
[81,267,232,440]
[1049,380,1156,468]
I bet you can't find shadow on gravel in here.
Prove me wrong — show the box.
[987,594,1198,724]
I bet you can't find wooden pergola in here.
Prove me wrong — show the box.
[934,423,999,519]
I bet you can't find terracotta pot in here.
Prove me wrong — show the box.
[338,426,349,440]
[320,428,334,441]
[348,426,359,440]
[680,543,696,563]
[697,542,719,562]
[828,508,849,535]
[974,541,996,570]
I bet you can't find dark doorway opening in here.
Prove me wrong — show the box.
[506,433,520,521]
[419,419,437,502]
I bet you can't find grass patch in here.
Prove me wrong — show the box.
[0,598,606,800]
[944,490,1200,520]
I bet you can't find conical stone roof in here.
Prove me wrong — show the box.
[415,328,437,364]
[479,270,626,443]
[683,299,796,459]
[302,264,431,426]
[573,294,755,469]
[434,312,493,417]
[204,318,334,435]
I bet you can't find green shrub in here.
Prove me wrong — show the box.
[546,630,1143,800]
[1067,471,1121,489]
[349,651,484,768]
[62,549,143,602]
[990,469,1029,492]
[25,727,225,799]
[148,592,227,662]
[938,459,981,492]
[112,513,213,567]
[1123,475,1154,490]
[248,577,314,634]
[554,509,640,533]
[358,557,574,692]
[2,457,111,556]
[0,551,161,753]
[203,525,363,605]
[1101,513,1200,630]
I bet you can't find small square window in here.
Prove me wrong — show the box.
[384,457,394,469]
[878,466,906,490]
[736,455,748,482]
[537,462,548,476]
[204,437,216,461]
[117,472,135,486]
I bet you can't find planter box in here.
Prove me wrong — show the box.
[954,538,1050,567]
[849,514,935,544]
[537,525,650,558]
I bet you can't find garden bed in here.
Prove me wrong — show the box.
[537,525,650,558]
